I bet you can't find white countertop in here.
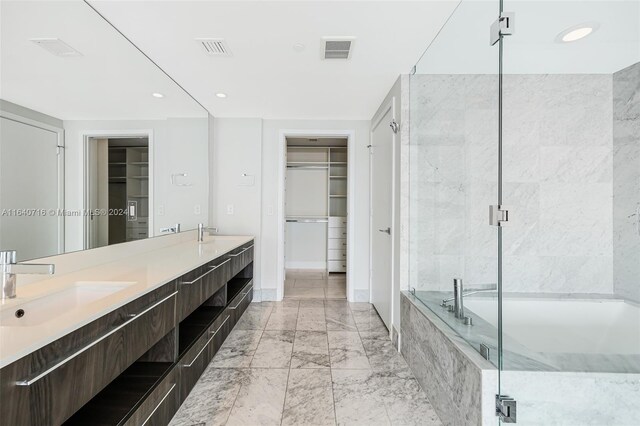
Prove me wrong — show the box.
[0,235,253,368]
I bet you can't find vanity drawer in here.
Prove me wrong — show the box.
[227,280,253,326]
[328,238,347,250]
[178,258,229,322]
[0,285,177,426]
[122,366,179,426]
[328,260,347,273]
[178,313,231,403]
[228,242,254,276]
[328,228,347,239]
[328,249,347,261]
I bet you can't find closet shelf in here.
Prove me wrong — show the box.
[330,195,347,198]
[330,176,347,179]
[127,176,149,180]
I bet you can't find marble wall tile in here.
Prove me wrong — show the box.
[250,330,294,368]
[400,294,497,426]
[410,73,616,296]
[282,369,336,426]
[291,330,330,369]
[613,61,640,302]
[500,370,640,425]
[225,368,289,426]
[327,331,370,369]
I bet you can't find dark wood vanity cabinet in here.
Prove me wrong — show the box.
[0,239,254,426]
[177,256,231,322]
[0,283,177,426]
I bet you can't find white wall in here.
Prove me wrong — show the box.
[261,119,371,301]
[63,117,209,251]
[210,117,371,301]
[209,118,263,291]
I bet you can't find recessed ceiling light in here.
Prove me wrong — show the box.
[293,43,305,52]
[152,92,164,98]
[216,93,227,98]
[556,23,599,43]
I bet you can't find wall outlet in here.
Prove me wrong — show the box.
[267,205,274,216]
[194,204,201,215]
[158,205,165,216]
[226,204,234,215]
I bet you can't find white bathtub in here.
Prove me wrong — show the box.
[465,298,640,355]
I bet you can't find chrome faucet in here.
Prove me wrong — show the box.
[160,223,181,234]
[197,223,219,242]
[1,250,55,299]
[441,279,497,326]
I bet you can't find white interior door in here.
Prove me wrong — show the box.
[370,107,394,328]
[0,117,60,260]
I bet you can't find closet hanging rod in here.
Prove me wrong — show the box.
[286,218,328,223]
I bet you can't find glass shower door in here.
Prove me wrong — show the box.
[498,0,640,423]
[408,0,503,368]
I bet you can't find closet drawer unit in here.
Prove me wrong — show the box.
[328,238,347,250]
[228,242,254,276]
[1,287,177,426]
[178,313,231,403]
[328,217,347,228]
[127,227,149,239]
[328,260,347,273]
[328,228,347,239]
[328,249,347,261]
[123,367,179,426]
[226,280,254,325]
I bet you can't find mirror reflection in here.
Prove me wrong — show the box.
[0,0,210,261]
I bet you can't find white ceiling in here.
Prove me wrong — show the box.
[0,1,206,121]
[89,0,460,120]
[417,1,640,75]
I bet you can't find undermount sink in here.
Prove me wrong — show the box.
[0,281,136,327]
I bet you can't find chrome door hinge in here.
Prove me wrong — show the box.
[496,395,517,423]
[490,12,515,45]
[389,120,399,134]
[489,205,509,227]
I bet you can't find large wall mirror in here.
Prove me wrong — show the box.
[0,1,210,261]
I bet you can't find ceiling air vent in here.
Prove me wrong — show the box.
[196,38,232,57]
[322,37,354,60]
[30,38,82,57]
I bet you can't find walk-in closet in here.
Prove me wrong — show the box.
[284,137,348,299]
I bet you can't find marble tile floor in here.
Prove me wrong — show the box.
[284,269,347,300]
[170,300,442,426]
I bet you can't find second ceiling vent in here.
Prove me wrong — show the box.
[321,37,355,60]
[196,38,232,57]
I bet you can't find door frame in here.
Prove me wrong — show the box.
[0,110,65,255]
[369,98,398,326]
[82,129,154,249]
[276,129,356,301]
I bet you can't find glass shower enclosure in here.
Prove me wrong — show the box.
[409,0,640,423]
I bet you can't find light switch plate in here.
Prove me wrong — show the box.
[194,204,201,215]
[158,205,165,216]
